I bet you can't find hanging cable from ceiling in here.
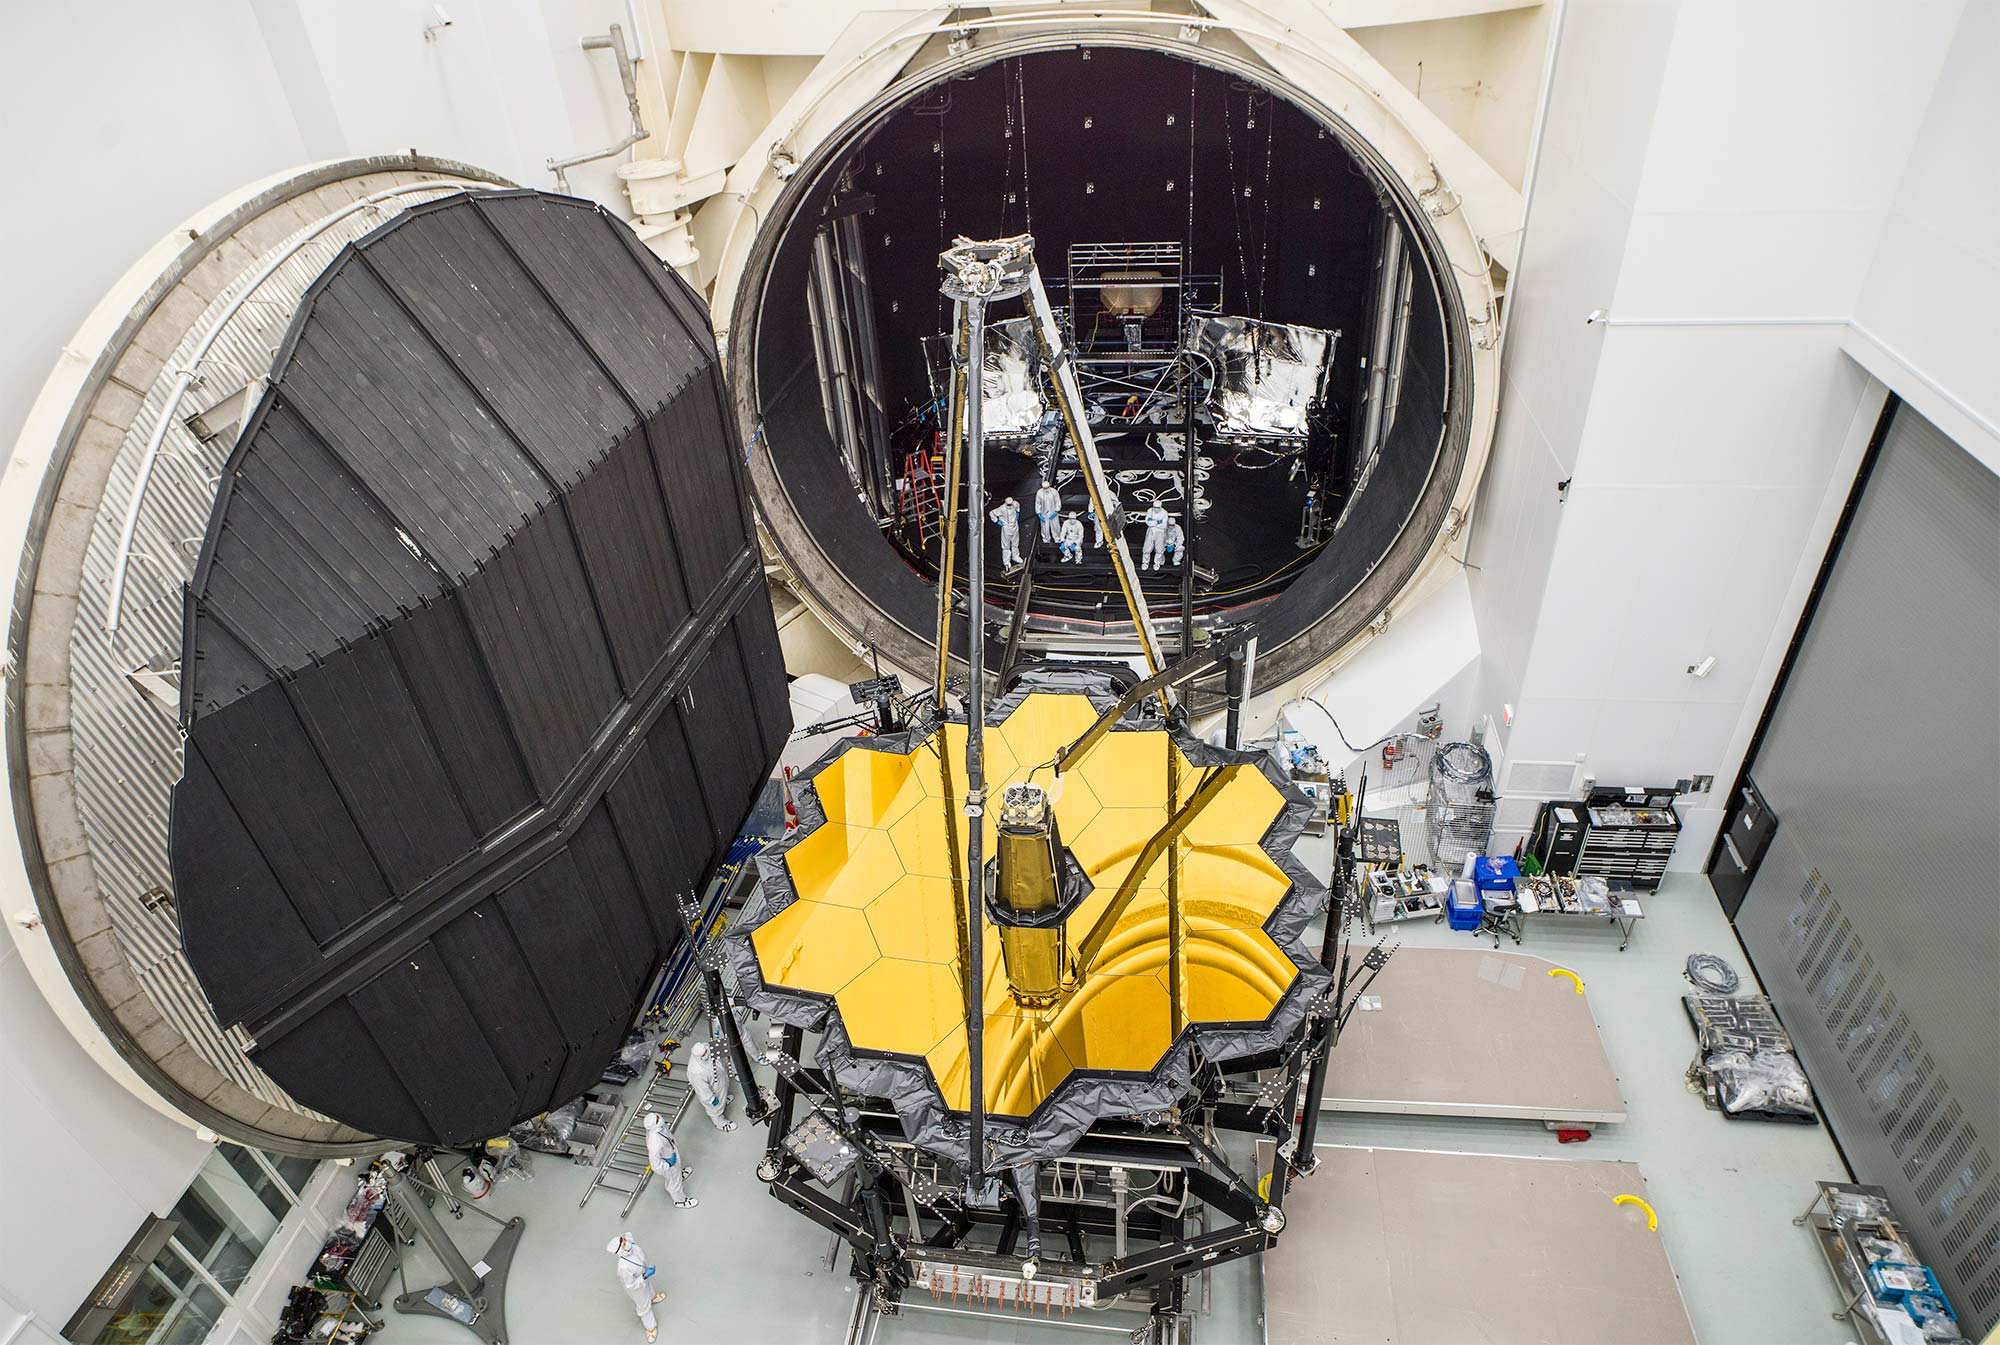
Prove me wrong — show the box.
[1224,85,1269,319]
[1222,83,1249,318]
[1001,60,1019,232]
[1015,56,1034,236]
[1183,62,1198,284]
[934,79,949,333]
[1257,88,1276,317]
[1222,83,1278,319]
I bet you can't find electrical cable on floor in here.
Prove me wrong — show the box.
[1684,952,1740,994]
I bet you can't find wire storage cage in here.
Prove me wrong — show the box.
[1428,741,1496,867]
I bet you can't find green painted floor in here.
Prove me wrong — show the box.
[379,848,1854,1345]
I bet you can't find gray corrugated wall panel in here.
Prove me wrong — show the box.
[1735,403,2000,1331]
[64,183,484,1119]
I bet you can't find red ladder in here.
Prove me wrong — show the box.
[900,436,946,543]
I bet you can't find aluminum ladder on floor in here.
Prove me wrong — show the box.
[577,1068,695,1216]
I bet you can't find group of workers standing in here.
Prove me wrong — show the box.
[989,477,1183,571]
[605,1039,736,1343]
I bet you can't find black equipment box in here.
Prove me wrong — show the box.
[1527,801,1586,874]
[1530,787,1680,890]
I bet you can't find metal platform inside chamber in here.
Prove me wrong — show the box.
[1320,947,1627,1126]
[1263,1145,1696,1345]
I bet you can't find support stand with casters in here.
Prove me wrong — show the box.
[386,1166,524,1344]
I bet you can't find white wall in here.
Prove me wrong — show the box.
[0,3,306,493]
[1849,0,2000,470]
[1469,0,1979,867]
[0,934,211,1326]
[1278,571,1483,778]
[0,1281,66,1345]
[0,0,649,473]
[1466,0,1682,756]
[269,0,644,206]
[1350,5,1553,190]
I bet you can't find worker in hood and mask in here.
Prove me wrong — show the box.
[990,494,1023,570]
[688,1040,735,1132]
[607,1232,664,1342]
[1034,478,1062,544]
[1057,512,1085,563]
[643,1111,696,1208]
[1140,502,1171,569]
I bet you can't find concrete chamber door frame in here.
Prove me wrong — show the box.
[717,15,1504,695]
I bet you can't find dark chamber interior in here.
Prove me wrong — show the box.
[753,46,1457,654]
[171,191,787,1148]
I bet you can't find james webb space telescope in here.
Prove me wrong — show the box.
[924,241,1338,458]
[727,237,1387,1341]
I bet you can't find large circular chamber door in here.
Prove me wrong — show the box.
[8,159,786,1154]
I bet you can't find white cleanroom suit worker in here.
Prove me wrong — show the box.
[643,1112,696,1208]
[608,1232,665,1342]
[688,1040,735,1132]
[1164,519,1185,566]
[1087,500,1104,548]
[1056,514,1084,563]
[990,496,1023,569]
[1140,503,1171,569]
[1034,479,1062,544]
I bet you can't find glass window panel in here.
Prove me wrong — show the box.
[174,1150,276,1293]
[166,1193,224,1255]
[82,1248,222,1345]
[153,1247,225,1345]
[271,1153,318,1200]
[82,1264,183,1345]
[218,1144,290,1221]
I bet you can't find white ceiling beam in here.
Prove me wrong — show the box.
[1324,0,1545,28]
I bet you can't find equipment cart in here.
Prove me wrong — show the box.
[1795,1181,1968,1343]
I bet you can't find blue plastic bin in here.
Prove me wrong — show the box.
[1444,880,1485,931]
[1473,855,1520,893]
